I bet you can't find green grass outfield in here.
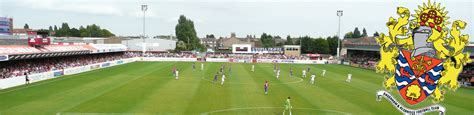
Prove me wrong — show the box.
[0,62,472,114]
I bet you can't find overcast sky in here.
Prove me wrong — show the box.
[0,0,472,41]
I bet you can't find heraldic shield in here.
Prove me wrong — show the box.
[395,50,443,105]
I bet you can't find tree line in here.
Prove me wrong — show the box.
[344,27,379,38]
[174,15,378,55]
[24,23,115,37]
[174,15,205,52]
[261,34,340,55]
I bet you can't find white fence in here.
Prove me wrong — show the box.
[205,58,229,62]
[0,57,327,90]
[0,57,139,89]
[205,58,328,64]
[141,57,197,62]
[256,59,328,64]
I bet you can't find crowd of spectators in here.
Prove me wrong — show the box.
[142,52,196,58]
[205,53,229,58]
[205,53,310,60]
[0,52,133,79]
[1,51,471,82]
[461,64,474,75]
[345,53,380,69]
[348,53,380,64]
[253,54,309,60]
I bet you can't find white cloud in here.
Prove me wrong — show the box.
[18,0,125,16]
[4,0,472,39]
[166,17,179,22]
[131,11,158,18]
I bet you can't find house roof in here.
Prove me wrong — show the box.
[12,29,33,34]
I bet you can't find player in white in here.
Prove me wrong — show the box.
[175,69,179,80]
[289,67,293,77]
[283,96,292,115]
[276,69,281,79]
[201,63,204,71]
[302,69,307,78]
[251,64,255,72]
[346,74,352,83]
[321,69,326,77]
[310,73,316,84]
[273,64,277,73]
[221,74,226,85]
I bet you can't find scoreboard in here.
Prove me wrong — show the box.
[28,38,51,46]
[27,31,51,46]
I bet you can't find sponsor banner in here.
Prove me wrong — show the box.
[64,67,81,75]
[90,64,101,70]
[342,61,350,65]
[101,62,111,67]
[0,58,139,90]
[141,57,197,62]
[29,72,54,83]
[117,60,124,64]
[256,59,327,64]
[53,70,64,77]
[351,63,359,67]
[0,55,8,61]
[0,76,26,89]
[376,91,445,115]
[230,58,252,63]
[279,59,295,63]
[124,57,140,63]
[256,59,277,63]
[206,58,229,62]
[109,61,117,67]
[64,66,90,75]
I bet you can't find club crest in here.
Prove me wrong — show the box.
[375,0,471,105]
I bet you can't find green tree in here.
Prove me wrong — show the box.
[206,34,215,38]
[313,38,330,54]
[24,24,29,29]
[54,25,58,32]
[285,35,293,45]
[175,41,187,52]
[353,27,361,38]
[101,29,114,37]
[326,36,339,55]
[362,28,367,37]
[79,26,88,37]
[299,36,313,53]
[175,15,200,51]
[260,33,275,48]
[294,38,301,45]
[276,42,284,47]
[49,23,114,37]
[55,22,71,37]
[70,28,81,37]
[48,26,53,35]
[61,22,71,36]
[344,32,353,38]
[373,31,380,37]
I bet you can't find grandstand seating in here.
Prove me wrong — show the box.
[0,45,42,55]
[0,52,134,79]
[0,44,126,61]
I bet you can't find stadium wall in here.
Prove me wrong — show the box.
[204,58,328,64]
[0,57,328,90]
[141,57,197,62]
[0,57,140,89]
[206,58,230,62]
[256,59,328,64]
